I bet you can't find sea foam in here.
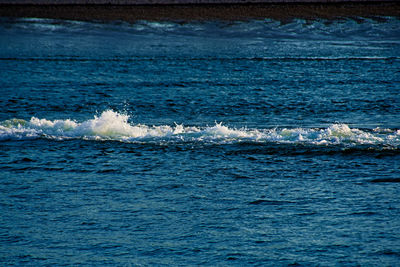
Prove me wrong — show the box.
[0,110,399,148]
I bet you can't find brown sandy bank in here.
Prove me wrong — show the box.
[0,2,399,22]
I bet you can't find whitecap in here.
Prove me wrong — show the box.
[1,110,399,148]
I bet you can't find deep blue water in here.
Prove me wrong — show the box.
[0,17,400,266]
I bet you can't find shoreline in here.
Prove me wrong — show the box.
[0,2,399,22]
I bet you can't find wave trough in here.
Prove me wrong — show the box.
[1,110,399,148]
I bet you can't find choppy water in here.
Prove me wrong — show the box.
[0,17,400,266]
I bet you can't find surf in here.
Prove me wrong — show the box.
[1,110,399,149]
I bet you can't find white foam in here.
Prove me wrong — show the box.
[0,110,399,148]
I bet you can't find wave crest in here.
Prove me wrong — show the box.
[1,110,399,148]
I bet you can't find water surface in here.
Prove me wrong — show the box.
[0,17,400,266]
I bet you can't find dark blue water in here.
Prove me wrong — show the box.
[1,17,400,266]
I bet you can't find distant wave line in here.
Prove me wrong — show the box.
[1,56,398,62]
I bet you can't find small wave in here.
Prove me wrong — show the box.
[370,178,400,183]
[1,110,399,150]
[1,17,399,40]
[2,56,398,63]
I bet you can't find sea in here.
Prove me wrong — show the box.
[0,16,399,266]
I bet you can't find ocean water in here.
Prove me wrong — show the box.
[0,16,400,266]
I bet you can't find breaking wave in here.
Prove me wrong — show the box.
[1,110,399,149]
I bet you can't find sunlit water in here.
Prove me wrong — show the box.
[0,17,400,266]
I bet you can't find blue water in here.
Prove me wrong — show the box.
[0,17,400,266]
